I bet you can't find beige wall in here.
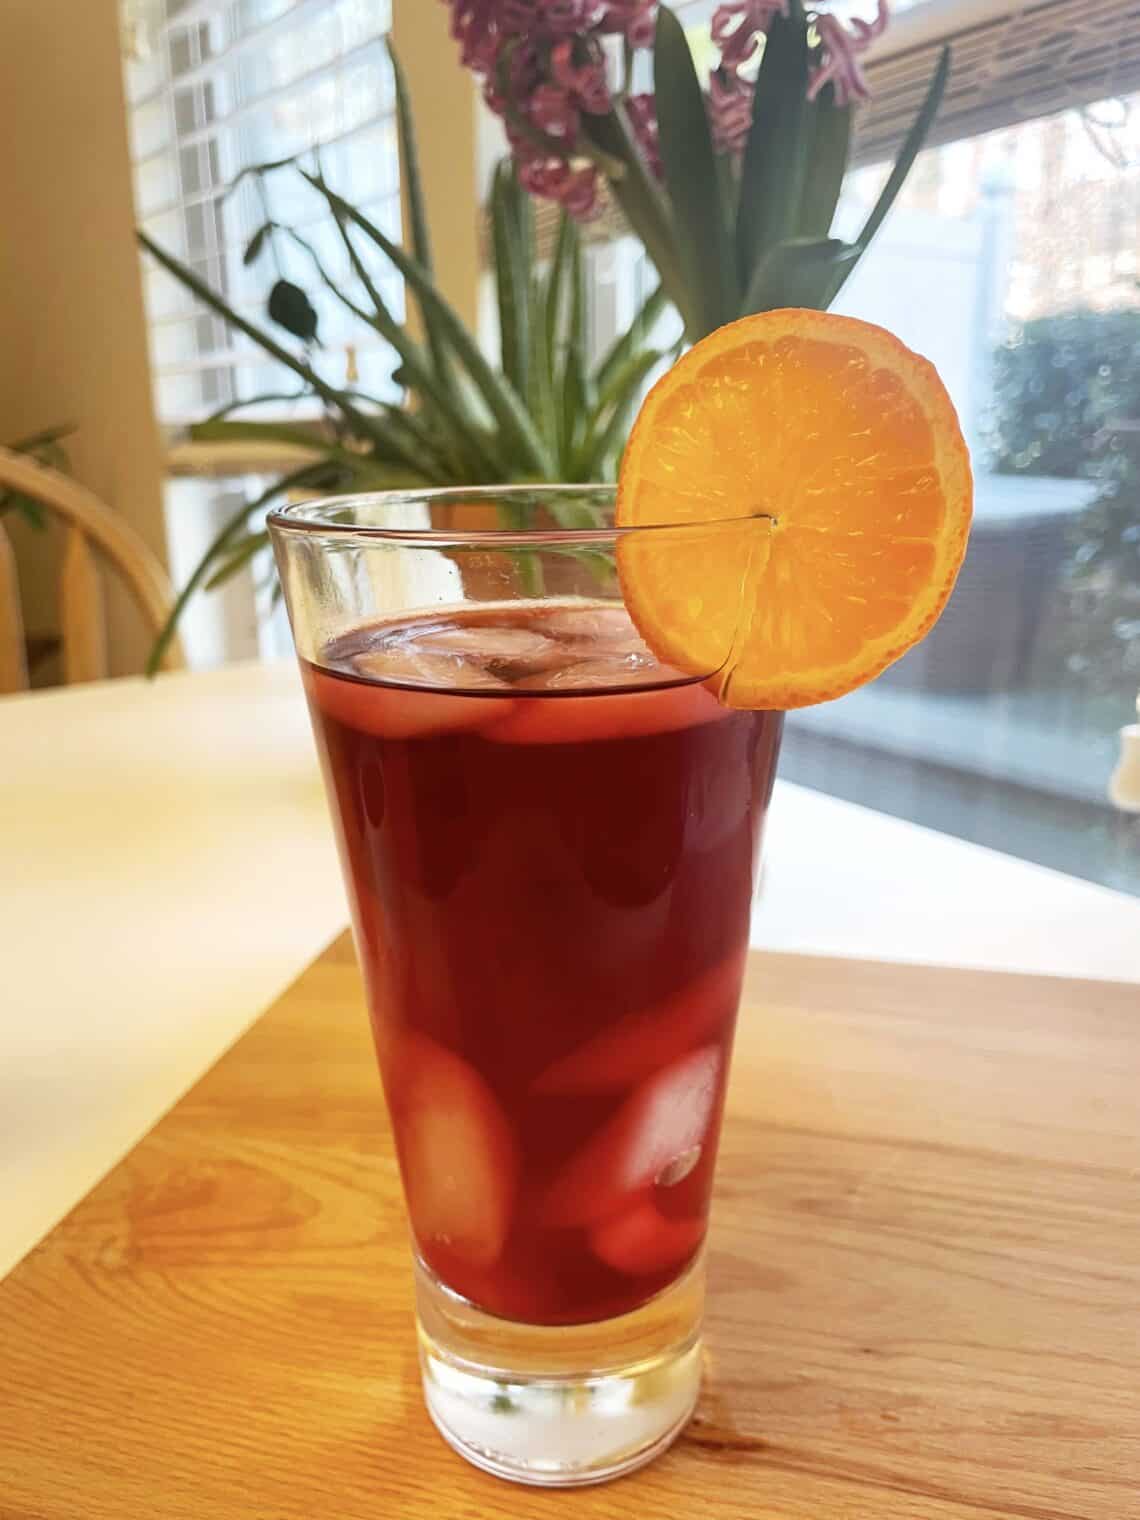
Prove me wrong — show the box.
[391,0,481,333]
[0,0,167,679]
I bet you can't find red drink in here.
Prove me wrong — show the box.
[303,602,782,1326]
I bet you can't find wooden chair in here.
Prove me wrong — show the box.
[0,444,183,692]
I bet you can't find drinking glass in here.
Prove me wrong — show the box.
[268,487,782,1486]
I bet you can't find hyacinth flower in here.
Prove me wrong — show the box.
[443,0,950,339]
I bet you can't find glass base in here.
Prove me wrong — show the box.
[415,1253,705,1487]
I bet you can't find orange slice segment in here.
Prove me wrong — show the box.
[615,309,973,709]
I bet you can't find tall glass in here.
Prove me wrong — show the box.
[269,488,782,1486]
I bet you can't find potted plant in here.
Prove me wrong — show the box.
[444,0,948,333]
[139,48,671,669]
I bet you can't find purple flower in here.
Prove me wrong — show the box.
[530,82,580,139]
[551,39,611,114]
[562,164,601,217]
[808,0,890,106]
[517,156,601,219]
[707,67,754,157]
[598,0,656,47]
[503,0,604,33]
[711,0,787,72]
[448,0,500,73]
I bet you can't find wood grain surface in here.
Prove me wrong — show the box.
[2,936,1138,1520]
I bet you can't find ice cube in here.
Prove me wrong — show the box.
[353,646,508,691]
[532,953,746,1094]
[388,1034,518,1268]
[415,624,562,676]
[591,1200,705,1276]
[306,661,512,741]
[516,653,667,692]
[542,605,641,644]
[540,1044,723,1228]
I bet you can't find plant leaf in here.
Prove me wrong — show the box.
[654,6,737,339]
[318,207,503,478]
[742,235,859,314]
[545,212,575,362]
[146,461,335,677]
[388,39,460,399]
[387,42,432,277]
[736,0,810,291]
[204,531,270,590]
[307,172,553,476]
[852,46,951,259]
[242,223,274,266]
[268,279,319,342]
[138,231,382,445]
[595,281,668,393]
[582,107,695,336]
[491,161,528,396]
[797,85,851,238]
[527,273,558,457]
[573,349,664,479]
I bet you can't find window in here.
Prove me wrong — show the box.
[590,1,1140,893]
[125,0,402,423]
[124,0,402,663]
[785,91,1140,895]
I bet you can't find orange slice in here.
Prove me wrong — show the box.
[615,309,973,709]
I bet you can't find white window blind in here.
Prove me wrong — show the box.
[124,0,402,425]
[856,0,1140,166]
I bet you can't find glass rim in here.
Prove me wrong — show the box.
[267,486,767,549]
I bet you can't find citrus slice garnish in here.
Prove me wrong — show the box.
[615,309,973,709]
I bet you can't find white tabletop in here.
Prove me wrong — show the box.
[3,659,1138,1283]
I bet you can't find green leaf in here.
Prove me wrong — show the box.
[582,107,695,337]
[387,43,432,277]
[797,86,851,238]
[146,462,333,677]
[138,232,381,446]
[268,279,319,342]
[736,0,810,291]
[318,208,502,479]
[544,212,575,362]
[491,161,528,396]
[595,282,668,393]
[204,531,270,590]
[654,7,737,339]
[573,349,664,479]
[852,46,951,259]
[201,389,310,423]
[742,235,859,314]
[307,172,553,477]
[562,342,586,476]
[389,39,458,398]
[527,274,557,456]
[242,223,274,266]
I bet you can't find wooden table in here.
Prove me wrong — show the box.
[3,936,1137,1519]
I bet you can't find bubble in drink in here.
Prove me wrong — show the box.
[656,1146,701,1189]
